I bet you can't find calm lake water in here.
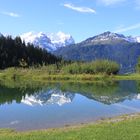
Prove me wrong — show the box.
[0,80,140,131]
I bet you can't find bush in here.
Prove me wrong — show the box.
[136,57,140,73]
[62,60,119,75]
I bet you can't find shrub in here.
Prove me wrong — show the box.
[136,57,140,73]
[62,60,119,75]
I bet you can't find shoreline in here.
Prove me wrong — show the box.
[0,113,140,140]
[12,113,140,132]
[0,68,140,139]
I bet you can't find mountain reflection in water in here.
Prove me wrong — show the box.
[21,89,75,106]
[0,80,140,106]
[0,80,140,130]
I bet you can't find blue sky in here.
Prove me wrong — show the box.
[0,0,140,42]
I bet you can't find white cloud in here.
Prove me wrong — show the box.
[114,23,140,33]
[63,3,96,13]
[1,11,20,17]
[97,0,126,6]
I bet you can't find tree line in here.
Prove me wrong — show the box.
[0,35,61,69]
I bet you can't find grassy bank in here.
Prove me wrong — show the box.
[0,67,111,82]
[0,67,140,83]
[0,114,140,140]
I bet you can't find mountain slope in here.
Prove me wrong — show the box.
[54,32,140,73]
[48,31,75,49]
[21,32,75,52]
[136,36,140,43]
[80,31,137,45]
[0,33,3,37]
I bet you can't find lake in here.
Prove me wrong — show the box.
[0,80,140,131]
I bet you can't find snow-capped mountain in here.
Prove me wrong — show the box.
[20,32,54,51]
[20,31,75,52]
[135,36,140,43]
[55,31,140,74]
[21,89,75,106]
[83,31,139,44]
[48,31,75,49]
[0,33,3,37]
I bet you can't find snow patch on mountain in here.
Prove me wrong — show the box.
[20,32,53,51]
[20,31,75,51]
[0,33,3,37]
[48,31,75,48]
[85,31,140,44]
[135,36,140,43]
[94,31,127,41]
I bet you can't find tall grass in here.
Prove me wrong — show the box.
[0,59,121,82]
[62,60,119,75]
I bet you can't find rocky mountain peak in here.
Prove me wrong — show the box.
[20,31,75,52]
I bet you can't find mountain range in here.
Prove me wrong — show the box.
[20,31,75,52]
[81,31,140,44]
[54,31,140,73]
[20,31,140,52]
[1,31,140,73]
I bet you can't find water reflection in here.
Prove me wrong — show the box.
[21,89,75,106]
[0,80,140,106]
[0,80,140,130]
[0,84,42,105]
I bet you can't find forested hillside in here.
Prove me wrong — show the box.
[0,35,61,69]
